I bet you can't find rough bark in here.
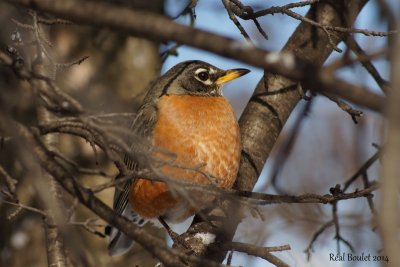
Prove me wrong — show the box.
[7,0,383,112]
[179,0,370,263]
[379,21,400,267]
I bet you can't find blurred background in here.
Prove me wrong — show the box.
[0,0,398,266]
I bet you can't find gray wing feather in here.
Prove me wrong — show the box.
[108,63,184,255]
[108,102,158,256]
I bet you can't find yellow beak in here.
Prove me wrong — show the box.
[215,68,250,85]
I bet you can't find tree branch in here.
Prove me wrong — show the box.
[222,242,291,267]
[379,21,400,267]
[15,124,187,267]
[7,0,384,112]
[181,0,371,263]
[1,1,388,265]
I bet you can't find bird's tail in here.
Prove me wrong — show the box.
[106,205,147,256]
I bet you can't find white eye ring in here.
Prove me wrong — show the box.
[195,68,208,75]
[195,68,212,85]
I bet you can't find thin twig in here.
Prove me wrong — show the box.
[222,242,290,267]
[361,173,375,213]
[0,164,18,196]
[38,17,72,25]
[245,1,396,37]
[3,199,48,218]
[323,93,363,124]
[305,220,334,260]
[344,37,390,93]
[222,0,252,42]
[70,218,106,238]
[227,0,268,40]
[343,150,380,191]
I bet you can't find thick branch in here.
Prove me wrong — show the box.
[15,123,241,267]
[30,14,69,267]
[44,219,68,267]
[181,0,370,263]
[7,0,384,112]
[16,125,186,267]
[2,0,384,265]
[379,23,400,267]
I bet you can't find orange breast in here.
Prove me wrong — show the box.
[129,95,241,220]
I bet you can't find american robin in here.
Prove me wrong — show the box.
[107,60,249,255]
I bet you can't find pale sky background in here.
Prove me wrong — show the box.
[161,1,398,266]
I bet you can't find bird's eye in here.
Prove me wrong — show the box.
[197,71,209,81]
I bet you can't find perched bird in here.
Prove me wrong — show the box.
[108,60,249,255]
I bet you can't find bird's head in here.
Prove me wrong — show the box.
[161,60,250,97]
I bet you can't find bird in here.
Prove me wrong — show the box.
[107,60,250,256]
